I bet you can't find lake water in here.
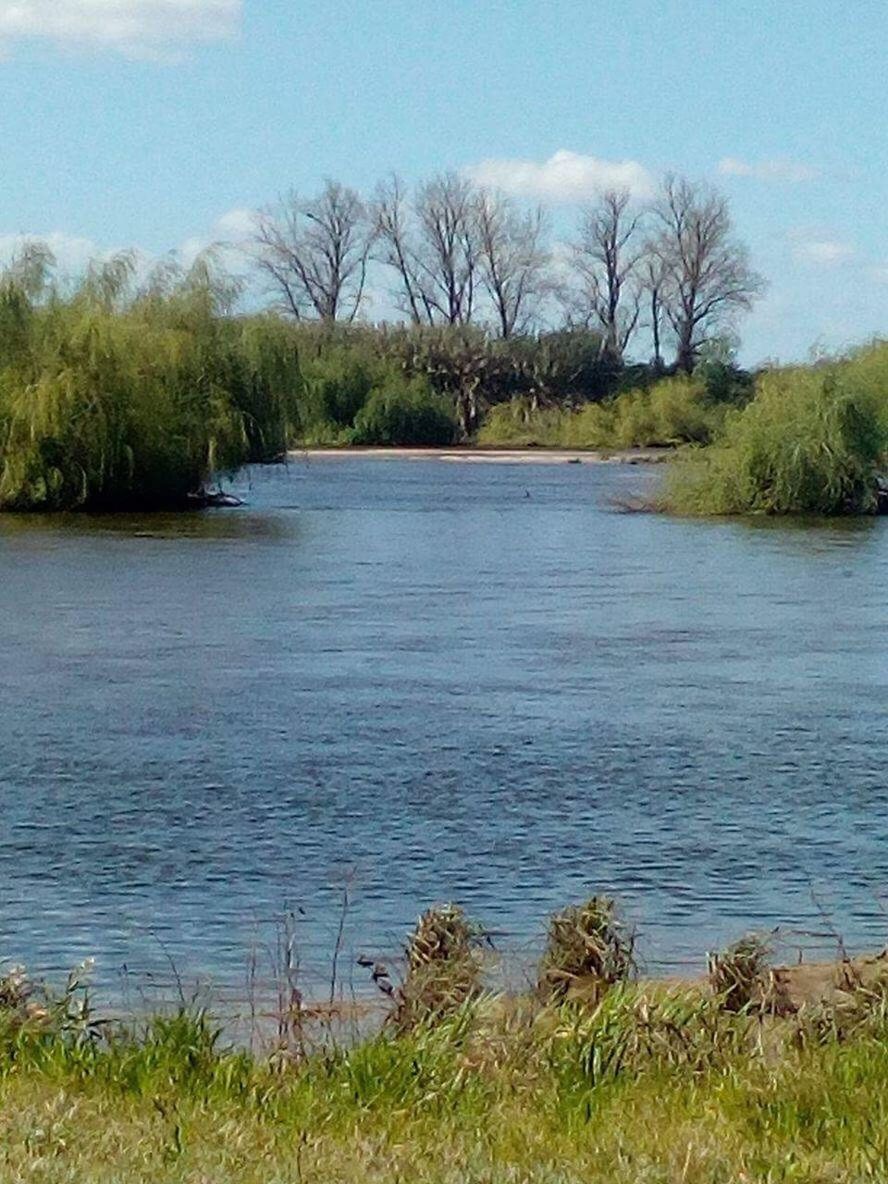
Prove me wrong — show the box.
[1,455,887,1001]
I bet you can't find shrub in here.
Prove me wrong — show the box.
[666,364,887,516]
[299,348,381,434]
[350,378,457,446]
[477,377,723,450]
[476,399,568,447]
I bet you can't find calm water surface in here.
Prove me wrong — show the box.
[1,457,887,996]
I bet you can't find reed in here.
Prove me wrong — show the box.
[391,903,485,1031]
[538,896,636,1003]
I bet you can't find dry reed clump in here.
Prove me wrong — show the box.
[538,896,635,1004]
[0,959,98,1035]
[792,962,888,1048]
[707,934,794,1016]
[0,965,33,1018]
[390,904,485,1032]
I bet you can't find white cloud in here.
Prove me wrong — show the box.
[463,149,654,203]
[177,207,253,268]
[792,237,855,266]
[718,156,819,183]
[213,207,254,240]
[0,1,241,59]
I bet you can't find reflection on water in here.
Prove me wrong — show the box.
[0,508,297,544]
[1,456,887,996]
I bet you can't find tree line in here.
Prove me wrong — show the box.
[250,172,765,374]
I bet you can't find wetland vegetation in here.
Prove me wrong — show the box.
[4,901,888,1183]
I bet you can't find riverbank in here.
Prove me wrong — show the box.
[3,945,888,1182]
[289,445,672,465]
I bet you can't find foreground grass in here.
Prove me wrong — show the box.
[3,985,888,1183]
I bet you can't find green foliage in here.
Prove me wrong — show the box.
[0,251,302,510]
[299,347,382,435]
[350,379,458,446]
[478,375,724,449]
[665,348,888,516]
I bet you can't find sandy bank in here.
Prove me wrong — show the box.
[288,446,671,465]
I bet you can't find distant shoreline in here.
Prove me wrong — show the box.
[287,446,671,466]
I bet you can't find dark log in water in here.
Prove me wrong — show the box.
[187,488,245,509]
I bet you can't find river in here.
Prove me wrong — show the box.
[1,455,886,1001]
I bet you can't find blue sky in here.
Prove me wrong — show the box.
[0,0,885,362]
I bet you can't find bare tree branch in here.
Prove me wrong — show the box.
[252,180,373,323]
[567,189,644,363]
[374,172,480,327]
[475,192,549,338]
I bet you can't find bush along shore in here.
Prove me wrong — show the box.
[5,898,888,1181]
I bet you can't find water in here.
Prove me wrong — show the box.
[1,455,887,999]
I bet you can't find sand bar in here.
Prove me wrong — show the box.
[287,447,670,465]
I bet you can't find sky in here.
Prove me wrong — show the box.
[0,0,885,363]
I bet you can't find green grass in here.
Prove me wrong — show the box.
[4,955,888,1182]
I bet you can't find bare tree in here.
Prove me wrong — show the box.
[373,174,427,324]
[639,247,668,373]
[475,192,549,338]
[568,189,644,363]
[252,180,372,322]
[652,175,764,373]
[374,172,479,326]
[415,173,479,325]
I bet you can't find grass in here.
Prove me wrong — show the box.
[4,913,888,1180]
[3,988,888,1181]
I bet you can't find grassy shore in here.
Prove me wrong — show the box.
[4,905,888,1182]
[4,1018,888,1183]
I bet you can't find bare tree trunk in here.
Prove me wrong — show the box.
[475,192,549,339]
